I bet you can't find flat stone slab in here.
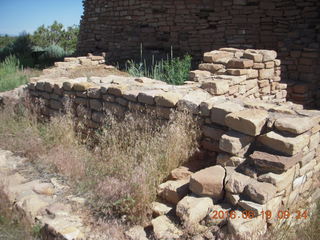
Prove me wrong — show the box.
[219,130,253,155]
[274,117,314,134]
[189,166,225,201]
[258,131,310,156]
[250,151,301,173]
[225,109,269,136]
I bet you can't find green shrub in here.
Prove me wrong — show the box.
[0,55,28,92]
[126,54,192,85]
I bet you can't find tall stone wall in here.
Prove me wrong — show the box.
[77,0,320,107]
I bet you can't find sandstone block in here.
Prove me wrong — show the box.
[250,150,301,173]
[199,97,226,116]
[125,226,148,240]
[137,90,159,105]
[258,166,295,191]
[151,215,183,239]
[225,109,268,136]
[203,50,234,63]
[207,203,232,226]
[216,153,245,167]
[177,90,211,114]
[260,50,277,62]
[157,179,189,204]
[259,68,274,79]
[258,131,310,156]
[202,126,225,141]
[244,181,277,204]
[225,171,251,194]
[227,212,267,240]
[176,195,213,227]
[189,166,225,201]
[170,166,193,180]
[227,59,254,69]
[219,131,253,155]
[189,70,211,82]
[225,192,240,206]
[201,80,229,95]
[243,51,263,62]
[238,200,264,217]
[274,117,314,134]
[73,82,96,91]
[198,63,225,73]
[154,92,182,107]
[151,202,173,216]
[211,101,244,126]
[226,69,248,76]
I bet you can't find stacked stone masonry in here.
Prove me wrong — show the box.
[77,0,320,107]
[27,51,320,239]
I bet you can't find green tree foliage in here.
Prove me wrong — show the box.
[31,21,79,52]
[0,35,16,49]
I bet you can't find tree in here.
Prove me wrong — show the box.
[31,21,79,52]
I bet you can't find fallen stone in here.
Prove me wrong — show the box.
[151,202,173,216]
[258,131,310,156]
[189,166,225,201]
[227,211,267,240]
[238,200,264,217]
[176,195,213,227]
[207,203,232,226]
[250,150,301,173]
[157,179,189,204]
[274,117,314,134]
[170,166,192,180]
[225,109,269,136]
[33,183,55,196]
[151,215,183,240]
[225,192,240,206]
[225,171,251,194]
[125,226,148,240]
[244,181,277,204]
[219,131,253,155]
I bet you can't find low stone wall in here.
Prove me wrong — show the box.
[25,50,320,239]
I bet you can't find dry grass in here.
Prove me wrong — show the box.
[0,102,200,226]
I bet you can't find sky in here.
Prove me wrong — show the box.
[0,0,83,35]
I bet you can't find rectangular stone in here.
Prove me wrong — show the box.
[225,109,269,136]
[211,101,244,126]
[258,131,310,156]
[250,151,302,173]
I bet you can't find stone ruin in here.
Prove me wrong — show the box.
[24,48,320,239]
[77,0,320,108]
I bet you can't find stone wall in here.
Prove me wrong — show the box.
[26,50,320,239]
[191,48,286,103]
[77,0,320,107]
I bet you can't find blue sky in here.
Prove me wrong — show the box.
[0,0,83,35]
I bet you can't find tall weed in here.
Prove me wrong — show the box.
[126,54,192,85]
[0,56,28,92]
